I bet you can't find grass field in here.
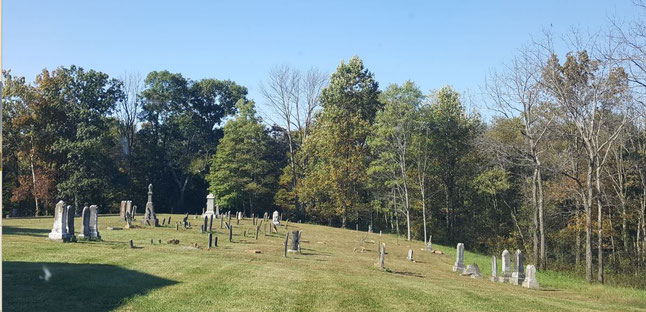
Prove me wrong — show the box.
[3,214,646,311]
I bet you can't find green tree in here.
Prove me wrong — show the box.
[300,56,381,228]
[368,81,423,240]
[208,100,276,215]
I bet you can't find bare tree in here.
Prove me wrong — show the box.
[486,43,553,269]
[260,65,327,218]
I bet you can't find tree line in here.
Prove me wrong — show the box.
[3,4,646,287]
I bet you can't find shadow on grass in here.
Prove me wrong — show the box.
[3,226,50,237]
[3,261,177,312]
[390,270,426,278]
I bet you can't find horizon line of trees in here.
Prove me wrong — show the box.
[3,2,646,288]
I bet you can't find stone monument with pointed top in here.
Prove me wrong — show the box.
[48,200,72,242]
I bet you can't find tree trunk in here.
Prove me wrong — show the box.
[421,185,427,245]
[537,165,546,270]
[30,154,40,216]
[532,167,539,267]
[596,165,604,283]
[585,162,594,283]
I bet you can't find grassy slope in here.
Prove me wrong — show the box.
[2,214,645,312]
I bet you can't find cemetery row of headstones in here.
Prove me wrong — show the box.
[48,200,100,242]
[453,243,539,289]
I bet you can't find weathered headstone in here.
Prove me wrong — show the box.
[452,243,465,272]
[66,205,77,242]
[272,210,280,225]
[214,236,218,247]
[80,206,90,237]
[125,211,133,228]
[129,240,134,248]
[132,205,137,220]
[162,218,166,226]
[203,193,216,219]
[48,201,71,242]
[229,225,233,242]
[84,205,101,240]
[511,249,525,285]
[500,249,511,283]
[426,235,433,251]
[208,233,213,249]
[203,216,208,234]
[209,215,214,233]
[256,225,260,240]
[288,230,301,253]
[183,213,189,228]
[143,184,159,226]
[368,224,372,233]
[120,200,127,220]
[462,263,482,278]
[490,256,499,282]
[167,216,171,224]
[522,265,539,289]
[126,201,132,219]
[407,249,414,261]
[220,215,224,229]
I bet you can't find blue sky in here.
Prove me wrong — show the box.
[2,1,638,121]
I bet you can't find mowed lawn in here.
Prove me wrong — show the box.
[3,215,646,312]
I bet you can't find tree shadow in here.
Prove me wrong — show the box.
[3,226,50,238]
[389,270,426,278]
[3,261,177,312]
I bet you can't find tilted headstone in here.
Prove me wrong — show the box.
[143,184,159,226]
[522,265,539,289]
[288,230,300,253]
[511,249,525,285]
[490,255,498,282]
[500,249,511,283]
[452,243,465,272]
[407,249,414,261]
[48,200,72,242]
[462,263,482,278]
[162,218,166,226]
[426,235,433,251]
[378,243,386,269]
[203,194,216,218]
[272,210,280,225]
[66,205,76,242]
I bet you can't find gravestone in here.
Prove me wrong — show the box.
[80,205,101,240]
[378,242,386,269]
[229,225,233,242]
[256,225,260,240]
[208,233,213,249]
[125,211,133,228]
[500,249,511,283]
[126,201,133,219]
[143,184,159,226]
[129,240,134,248]
[220,215,224,229]
[48,201,71,242]
[462,263,482,278]
[368,224,372,233]
[511,249,525,285]
[452,243,465,272]
[214,236,218,247]
[132,205,137,220]
[209,215,214,232]
[272,210,280,225]
[522,265,539,289]
[167,216,171,224]
[203,216,208,234]
[426,235,433,251]
[162,218,166,226]
[288,230,301,253]
[66,205,77,242]
[407,249,414,261]
[264,212,268,221]
[490,256,498,282]
[183,213,189,228]
[120,201,127,220]
[203,194,216,219]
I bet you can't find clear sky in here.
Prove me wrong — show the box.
[2,0,638,121]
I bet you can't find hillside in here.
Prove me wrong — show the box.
[3,215,645,311]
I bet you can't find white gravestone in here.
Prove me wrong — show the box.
[452,243,465,272]
[272,210,280,225]
[203,194,216,218]
[511,249,525,285]
[499,249,511,283]
[522,265,539,289]
[490,255,498,282]
[48,200,72,242]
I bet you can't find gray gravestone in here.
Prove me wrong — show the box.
[209,215,213,232]
[490,255,498,282]
[66,205,76,242]
[143,184,159,226]
[426,235,433,251]
[88,205,101,240]
[522,265,539,289]
[511,249,525,285]
[288,230,300,253]
[378,243,386,269]
[48,200,71,242]
[452,243,465,272]
[407,249,414,261]
[203,194,216,219]
[284,232,289,257]
[500,249,511,283]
